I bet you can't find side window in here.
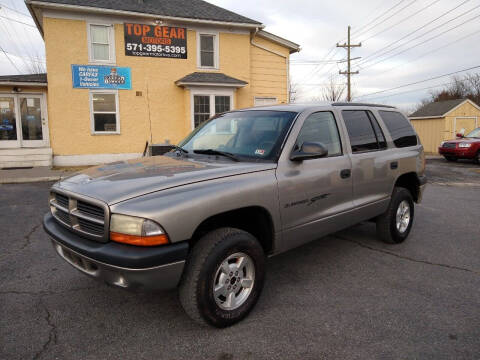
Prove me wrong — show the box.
[198,33,218,68]
[90,91,119,133]
[295,112,342,157]
[367,111,387,149]
[378,111,418,148]
[89,24,114,63]
[342,110,380,153]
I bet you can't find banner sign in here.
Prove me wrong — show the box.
[72,65,132,89]
[124,23,187,59]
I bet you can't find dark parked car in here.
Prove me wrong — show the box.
[439,127,480,163]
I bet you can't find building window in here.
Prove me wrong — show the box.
[193,94,232,128]
[254,97,277,107]
[89,24,115,63]
[194,95,211,128]
[90,91,119,134]
[198,32,218,68]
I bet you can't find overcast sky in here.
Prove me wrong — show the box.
[1,0,479,110]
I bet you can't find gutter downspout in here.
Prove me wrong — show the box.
[250,28,289,103]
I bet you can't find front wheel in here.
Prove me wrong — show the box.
[474,151,480,165]
[444,155,457,162]
[179,228,265,327]
[376,187,415,244]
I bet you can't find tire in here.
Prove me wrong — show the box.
[376,187,415,244]
[179,227,265,327]
[474,151,480,165]
[444,156,457,162]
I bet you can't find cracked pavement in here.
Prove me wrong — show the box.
[1,159,479,359]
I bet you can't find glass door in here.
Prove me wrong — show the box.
[0,95,20,148]
[19,95,48,147]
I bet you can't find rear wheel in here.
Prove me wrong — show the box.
[376,187,415,244]
[444,155,458,162]
[179,228,265,327]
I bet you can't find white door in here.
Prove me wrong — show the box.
[0,95,20,148]
[18,95,48,147]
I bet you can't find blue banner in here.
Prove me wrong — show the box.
[72,65,132,89]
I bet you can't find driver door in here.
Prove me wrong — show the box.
[276,111,354,252]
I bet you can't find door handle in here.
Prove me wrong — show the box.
[390,161,398,170]
[340,169,351,179]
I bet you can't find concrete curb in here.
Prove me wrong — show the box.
[0,176,63,184]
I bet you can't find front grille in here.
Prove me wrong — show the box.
[77,200,104,220]
[50,190,108,242]
[443,142,457,149]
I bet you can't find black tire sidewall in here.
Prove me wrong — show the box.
[389,190,415,243]
[196,233,265,327]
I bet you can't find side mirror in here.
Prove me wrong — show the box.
[290,142,328,161]
[456,133,464,138]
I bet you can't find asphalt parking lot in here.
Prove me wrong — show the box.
[1,159,479,360]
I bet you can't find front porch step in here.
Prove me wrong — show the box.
[0,148,52,169]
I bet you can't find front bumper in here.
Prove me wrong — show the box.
[438,147,476,159]
[43,213,188,290]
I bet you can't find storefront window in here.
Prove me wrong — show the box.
[20,97,43,141]
[91,92,119,133]
[0,97,17,140]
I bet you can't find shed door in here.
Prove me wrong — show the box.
[454,117,477,136]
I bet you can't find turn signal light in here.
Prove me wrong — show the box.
[110,232,169,246]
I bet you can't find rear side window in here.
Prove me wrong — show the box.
[378,111,418,147]
[342,110,386,153]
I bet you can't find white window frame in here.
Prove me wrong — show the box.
[190,87,234,130]
[89,90,120,135]
[87,23,116,64]
[196,31,219,69]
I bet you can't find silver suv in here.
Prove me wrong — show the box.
[43,102,427,327]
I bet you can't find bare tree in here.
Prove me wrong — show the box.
[321,75,346,101]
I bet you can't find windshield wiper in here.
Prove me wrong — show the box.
[170,145,188,154]
[193,149,239,162]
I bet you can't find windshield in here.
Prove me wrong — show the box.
[178,110,298,161]
[465,127,480,138]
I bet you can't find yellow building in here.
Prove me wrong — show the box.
[409,99,480,154]
[0,0,299,167]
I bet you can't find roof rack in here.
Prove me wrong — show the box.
[332,102,396,109]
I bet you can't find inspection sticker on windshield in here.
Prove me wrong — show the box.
[255,149,265,156]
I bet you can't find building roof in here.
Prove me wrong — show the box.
[0,73,47,85]
[27,0,261,25]
[175,72,248,87]
[409,99,469,118]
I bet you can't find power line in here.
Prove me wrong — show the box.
[0,3,30,17]
[359,11,480,71]
[0,43,21,72]
[353,0,408,35]
[355,0,419,39]
[0,13,36,28]
[357,0,472,66]
[363,80,458,101]
[358,64,480,98]
[358,0,442,43]
[371,28,480,76]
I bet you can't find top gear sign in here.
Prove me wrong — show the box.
[124,23,187,59]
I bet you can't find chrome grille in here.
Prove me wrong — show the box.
[50,190,109,242]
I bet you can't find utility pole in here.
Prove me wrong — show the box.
[337,26,361,102]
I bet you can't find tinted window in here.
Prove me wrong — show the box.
[342,110,379,152]
[379,111,418,147]
[295,112,342,157]
[367,111,387,149]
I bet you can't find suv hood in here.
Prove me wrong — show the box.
[54,155,276,205]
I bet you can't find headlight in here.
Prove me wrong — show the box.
[459,143,472,148]
[110,214,169,246]
[440,141,445,147]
